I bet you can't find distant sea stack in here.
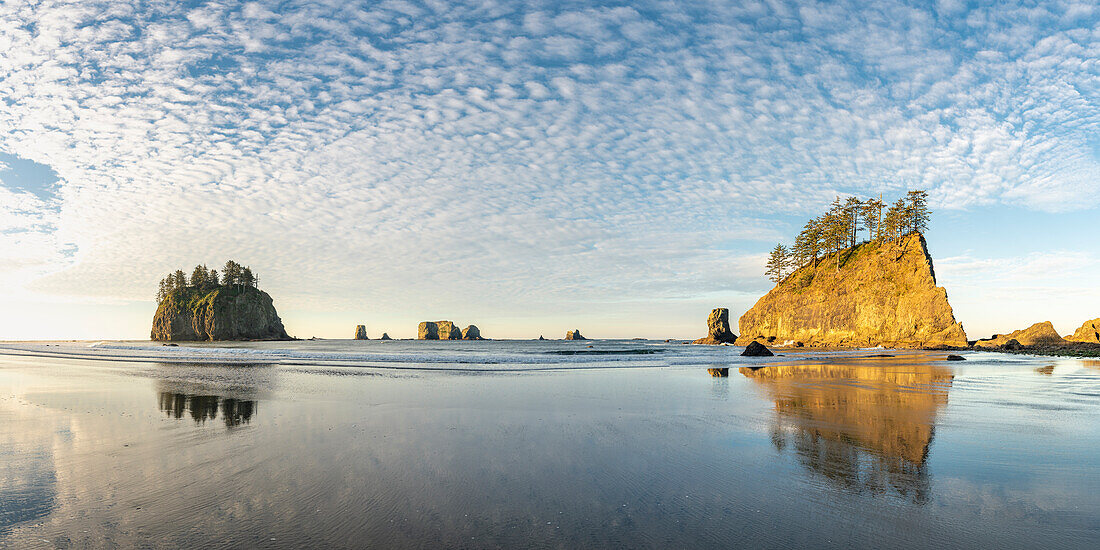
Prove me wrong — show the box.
[461,325,484,340]
[693,308,737,345]
[565,329,586,340]
[737,233,967,348]
[974,321,1066,348]
[418,321,462,340]
[354,325,368,340]
[1067,318,1100,344]
[380,333,393,340]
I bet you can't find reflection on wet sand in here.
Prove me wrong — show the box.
[741,358,953,503]
[156,379,258,427]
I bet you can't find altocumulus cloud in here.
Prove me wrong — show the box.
[0,0,1098,333]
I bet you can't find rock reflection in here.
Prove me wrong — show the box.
[741,359,953,504]
[157,390,257,428]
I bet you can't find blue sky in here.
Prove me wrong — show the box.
[0,0,1098,340]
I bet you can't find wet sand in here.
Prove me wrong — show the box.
[3,344,1100,548]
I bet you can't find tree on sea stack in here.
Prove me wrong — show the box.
[766,244,791,283]
[152,260,288,341]
[905,190,930,234]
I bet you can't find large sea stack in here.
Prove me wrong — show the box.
[737,233,967,348]
[565,329,586,340]
[693,308,737,344]
[151,285,290,341]
[418,321,463,340]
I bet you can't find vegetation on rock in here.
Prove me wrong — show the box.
[151,261,288,341]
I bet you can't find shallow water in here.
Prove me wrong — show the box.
[2,341,1099,548]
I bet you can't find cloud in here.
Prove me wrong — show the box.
[0,0,1098,337]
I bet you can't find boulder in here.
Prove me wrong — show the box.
[736,233,968,348]
[380,333,392,340]
[946,354,965,361]
[741,341,774,356]
[1067,318,1100,344]
[462,325,483,340]
[1003,339,1023,351]
[565,329,586,340]
[354,325,368,340]
[151,285,290,341]
[692,308,738,345]
[974,321,1066,348]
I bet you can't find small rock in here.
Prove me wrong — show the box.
[379,333,392,340]
[741,341,774,357]
[1002,339,1023,351]
[946,354,965,361]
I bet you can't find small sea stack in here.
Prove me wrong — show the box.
[462,325,484,340]
[741,341,773,357]
[693,308,737,345]
[565,329,586,340]
[380,333,392,340]
[354,325,368,340]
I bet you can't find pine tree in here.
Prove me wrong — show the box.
[209,268,219,286]
[172,270,187,290]
[765,243,789,283]
[223,261,242,287]
[190,265,209,289]
[861,198,883,241]
[842,196,863,247]
[884,198,905,240]
[240,267,255,288]
[905,190,930,234]
[822,198,847,272]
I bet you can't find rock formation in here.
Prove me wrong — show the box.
[538,335,546,341]
[380,333,392,340]
[151,285,290,341]
[741,341,773,356]
[565,329,586,340]
[418,321,462,340]
[354,325,368,340]
[974,321,1066,348]
[737,233,967,348]
[462,325,483,340]
[708,368,729,377]
[692,308,737,345]
[1067,318,1100,344]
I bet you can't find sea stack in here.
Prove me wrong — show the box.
[354,325,368,340]
[1067,318,1100,344]
[380,333,393,340]
[565,329,586,340]
[151,285,290,341]
[974,321,1066,348]
[736,233,967,348]
[693,308,737,345]
[418,321,462,340]
[462,325,483,340]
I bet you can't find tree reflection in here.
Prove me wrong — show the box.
[157,392,257,427]
[741,360,953,504]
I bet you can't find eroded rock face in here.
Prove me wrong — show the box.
[1067,318,1100,344]
[462,325,483,340]
[741,341,774,356]
[974,321,1066,348]
[418,321,462,340]
[736,233,968,348]
[151,286,290,341]
[565,329,586,340]
[693,308,737,345]
[354,325,368,340]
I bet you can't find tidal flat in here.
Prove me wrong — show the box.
[2,341,1099,549]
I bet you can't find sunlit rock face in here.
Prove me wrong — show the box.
[565,330,586,340]
[354,325,368,340]
[974,321,1066,348]
[737,233,967,348]
[693,308,737,345]
[151,286,289,341]
[741,359,954,503]
[1067,318,1100,344]
[418,321,462,340]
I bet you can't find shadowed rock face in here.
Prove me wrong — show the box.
[693,308,737,345]
[565,329,586,340]
[354,325,368,340]
[974,321,1066,348]
[151,286,289,341]
[741,341,773,356]
[737,233,967,348]
[462,325,483,340]
[1067,318,1100,344]
[418,321,462,340]
[741,360,954,503]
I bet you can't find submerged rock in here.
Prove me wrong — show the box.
[1067,318,1100,344]
[354,325,368,340]
[566,329,586,340]
[946,354,965,361]
[151,285,290,341]
[692,308,738,345]
[974,321,1066,348]
[462,325,483,340]
[736,233,967,348]
[741,341,774,357]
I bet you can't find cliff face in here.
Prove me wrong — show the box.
[974,321,1066,348]
[737,233,967,348]
[418,321,462,340]
[1068,318,1100,344]
[151,286,290,341]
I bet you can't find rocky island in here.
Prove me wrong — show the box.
[735,191,967,348]
[151,261,290,341]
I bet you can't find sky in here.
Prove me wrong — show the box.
[1,0,1098,341]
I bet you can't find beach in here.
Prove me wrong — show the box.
[3,341,1100,549]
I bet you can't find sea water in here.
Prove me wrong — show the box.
[1,340,1098,548]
